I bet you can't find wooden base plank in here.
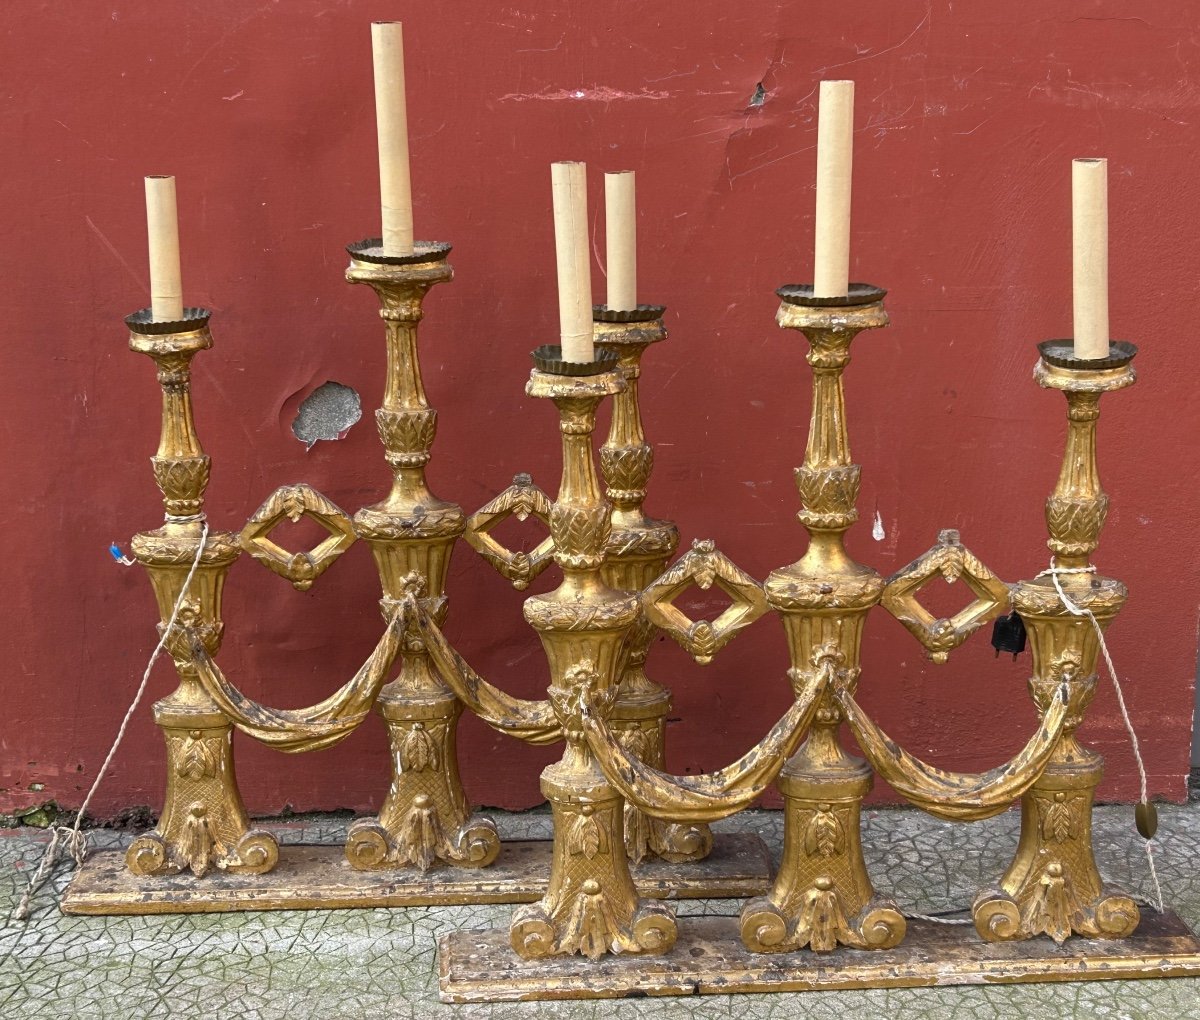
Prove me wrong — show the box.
[59,833,770,915]
[438,910,1200,1001]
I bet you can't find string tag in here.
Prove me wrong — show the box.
[109,543,135,566]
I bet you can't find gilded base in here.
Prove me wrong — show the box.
[345,670,499,872]
[741,737,904,953]
[974,750,1139,943]
[509,756,676,959]
[62,833,770,914]
[438,911,1200,1002]
[609,683,712,865]
[126,691,278,879]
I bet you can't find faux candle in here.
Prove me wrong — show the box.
[605,171,637,311]
[372,22,414,256]
[813,80,854,298]
[145,175,183,321]
[552,162,593,362]
[1072,158,1109,360]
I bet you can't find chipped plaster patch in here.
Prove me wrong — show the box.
[291,382,362,448]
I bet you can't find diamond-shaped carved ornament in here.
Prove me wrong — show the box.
[643,539,768,665]
[464,474,554,591]
[881,529,1010,663]
[240,484,357,591]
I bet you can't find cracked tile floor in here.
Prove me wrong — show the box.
[1,805,1198,1019]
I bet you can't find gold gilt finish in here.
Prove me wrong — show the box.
[125,309,279,880]
[440,913,1200,1001]
[593,307,713,865]
[240,484,357,591]
[438,293,1196,1002]
[509,361,676,958]
[881,528,1011,663]
[973,346,1140,944]
[742,291,903,953]
[344,242,500,872]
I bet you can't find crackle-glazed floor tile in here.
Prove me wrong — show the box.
[1,806,1198,1019]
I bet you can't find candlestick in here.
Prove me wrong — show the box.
[144,175,183,321]
[372,21,414,256]
[813,80,854,298]
[605,171,637,310]
[551,161,593,362]
[1072,157,1109,359]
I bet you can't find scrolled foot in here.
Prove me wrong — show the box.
[853,898,906,949]
[510,903,556,959]
[222,828,279,875]
[1090,887,1140,938]
[344,819,392,870]
[972,887,1023,941]
[450,815,501,869]
[739,896,789,952]
[631,900,678,953]
[125,833,180,877]
[651,819,713,865]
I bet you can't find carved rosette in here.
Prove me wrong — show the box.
[346,242,495,870]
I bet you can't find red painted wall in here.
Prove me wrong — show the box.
[3,2,1197,818]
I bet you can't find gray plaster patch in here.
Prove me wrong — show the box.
[291,381,362,447]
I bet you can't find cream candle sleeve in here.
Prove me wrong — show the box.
[605,171,636,311]
[145,175,183,321]
[372,22,414,256]
[1072,157,1109,360]
[551,162,593,362]
[813,80,854,298]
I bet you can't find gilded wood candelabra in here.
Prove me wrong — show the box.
[459,304,714,867]
[566,284,1072,954]
[123,308,278,879]
[972,340,1140,943]
[593,306,712,865]
[438,285,1198,1001]
[509,349,676,957]
[341,240,500,873]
